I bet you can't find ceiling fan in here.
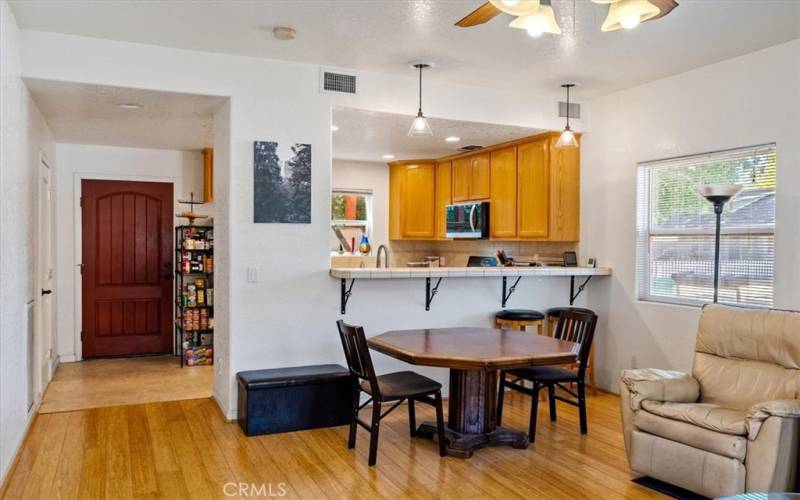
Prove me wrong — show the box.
[455,0,678,34]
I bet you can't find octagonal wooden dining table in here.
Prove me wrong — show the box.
[367,327,579,458]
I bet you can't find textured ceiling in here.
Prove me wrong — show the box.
[9,0,800,98]
[332,107,543,162]
[25,79,227,150]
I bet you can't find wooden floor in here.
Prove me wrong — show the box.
[40,355,213,413]
[1,390,664,499]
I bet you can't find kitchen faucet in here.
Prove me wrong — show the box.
[376,245,389,268]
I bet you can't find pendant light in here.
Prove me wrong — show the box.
[408,63,433,137]
[509,0,561,37]
[488,0,540,17]
[556,83,578,148]
[597,0,661,32]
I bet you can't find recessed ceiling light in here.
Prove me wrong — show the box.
[118,103,143,109]
[273,26,296,41]
[445,136,461,142]
[382,154,395,160]
[331,125,339,132]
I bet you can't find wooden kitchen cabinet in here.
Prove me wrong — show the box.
[389,162,436,240]
[517,139,550,239]
[435,161,452,240]
[547,136,580,241]
[452,153,490,202]
[489,147,517,239]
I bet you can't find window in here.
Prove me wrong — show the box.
[331,189,372,251]
[636,144,776,307]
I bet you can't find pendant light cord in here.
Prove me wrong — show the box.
[418,65,423,115]
[565,84,570,127]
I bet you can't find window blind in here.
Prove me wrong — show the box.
[636,144,776,307]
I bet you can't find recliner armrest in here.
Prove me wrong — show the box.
[620,368,700,410]
[747,399,800,440]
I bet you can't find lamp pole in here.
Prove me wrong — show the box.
[711,200,724,303]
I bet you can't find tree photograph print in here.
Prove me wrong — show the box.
[253,141,311,223]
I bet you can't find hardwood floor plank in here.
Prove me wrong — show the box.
[1,393,665,500]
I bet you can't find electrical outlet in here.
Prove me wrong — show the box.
[246,267,258,283]
[631,355,638,369]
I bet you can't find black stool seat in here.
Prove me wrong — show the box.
[361,371,442,400]
[507,365,579,383]
[496,309,544,322]
[545,306,594,317]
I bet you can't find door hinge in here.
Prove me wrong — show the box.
[79,263,84,275]
[80,330,84,341]
[80,197,83,208]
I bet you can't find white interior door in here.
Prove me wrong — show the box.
[36,155,54,399]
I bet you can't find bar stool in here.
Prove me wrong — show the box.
[495,309,545,335]
[545,307,597,394]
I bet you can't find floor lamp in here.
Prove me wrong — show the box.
[697,184,743,303]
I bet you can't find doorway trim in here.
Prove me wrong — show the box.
[71,172,178,361]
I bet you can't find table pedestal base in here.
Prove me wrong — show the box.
[416,421,529,458]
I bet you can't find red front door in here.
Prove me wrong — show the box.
[81,180,174,357]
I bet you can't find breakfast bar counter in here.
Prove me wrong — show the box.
[330,266,611,314]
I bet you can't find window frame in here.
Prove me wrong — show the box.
[635,144,777,308]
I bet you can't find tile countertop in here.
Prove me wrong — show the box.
[329,266,612,279]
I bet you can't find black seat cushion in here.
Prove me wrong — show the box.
[495,309,544,321]
[237,364,351,390]
[506,365,579,383]
[545,306,595,317]
[361,371,441,400]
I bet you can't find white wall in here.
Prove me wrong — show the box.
[0,0,57,482]
[331,159,389,251]
[18,29,579,419]
[53,144,206,361]
[581,39,800,391]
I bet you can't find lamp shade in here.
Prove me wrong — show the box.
[408,113,433,137]
[556,127,578,148]
[696,184,743,203]
[509,4,561,36]
[488,0,540,16]
[601,0,660,32]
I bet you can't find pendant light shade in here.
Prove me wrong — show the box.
[601,0,661,32]
[488,0,540,17]
[509,0,561,36]
[408,63,433,137]
[557,83,578,148]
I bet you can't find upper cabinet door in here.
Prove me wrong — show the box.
[548,136,580,241]
[401,163,436,239]
[470,153,491,200]
[452,157,471,202]
[490,147,517,239]
[435,161,452,240]
[517,140,549,239]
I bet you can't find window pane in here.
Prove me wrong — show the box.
[636,144,776,307]
[331,192,369,222]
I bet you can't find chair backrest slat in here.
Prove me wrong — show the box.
[336,320,381,397]
[553,310,598,378]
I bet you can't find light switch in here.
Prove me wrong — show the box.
[247,267,258,283]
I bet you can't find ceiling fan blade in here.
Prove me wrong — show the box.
[644,0,679,22]
[455,2,502,27]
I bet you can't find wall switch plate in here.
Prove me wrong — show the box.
[246,267,258,283]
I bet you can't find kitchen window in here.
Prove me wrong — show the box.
[635,144,777,307]
[331,189,372,251]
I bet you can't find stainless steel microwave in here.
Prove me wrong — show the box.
[445,202,490,239]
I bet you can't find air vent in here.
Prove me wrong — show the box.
[321,68,357,95]
[460,145,484,152]
[558,101,581,119]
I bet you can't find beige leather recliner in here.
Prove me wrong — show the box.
[620,304,800,498]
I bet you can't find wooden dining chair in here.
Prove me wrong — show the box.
[495,310,598,442]
[336,320,447,466]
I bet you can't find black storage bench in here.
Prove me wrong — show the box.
[237,364,353,437]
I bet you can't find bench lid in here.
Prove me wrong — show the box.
[237,364,351,389]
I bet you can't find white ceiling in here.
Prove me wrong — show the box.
[25,79,227,150]
[10,1,800,98]
[332,107,543,162]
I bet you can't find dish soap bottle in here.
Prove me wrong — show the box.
[359,234,371,255]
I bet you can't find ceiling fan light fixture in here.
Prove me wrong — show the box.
[488,0,540,16]
[509,0,561,36]
[601,0,660,32]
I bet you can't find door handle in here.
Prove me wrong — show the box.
[41,289,52,296]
